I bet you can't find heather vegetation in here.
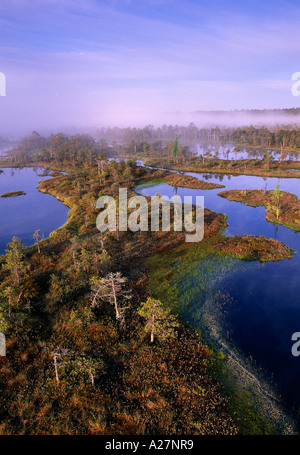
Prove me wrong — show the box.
[0,155,241,435]
[214,235,294,262]
[163,174,225,190]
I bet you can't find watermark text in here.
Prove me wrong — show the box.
[0,332,6,356]
[96,188,204,243]
[291,72,300,96]
[0,72,6,96]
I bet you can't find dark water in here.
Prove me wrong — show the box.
[135,172,300,415]
[0,167,69,254]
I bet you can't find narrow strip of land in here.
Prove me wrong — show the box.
[218,189,300,231]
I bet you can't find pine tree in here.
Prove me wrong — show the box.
[271,184,283,220]
[3,236,26,285]
[138,297,179,343]
[33,229,44,253]
[52,348,102,386]
[171,136,179,163]
[90,272,132,320]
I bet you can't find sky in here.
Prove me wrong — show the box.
[0,0,300,135]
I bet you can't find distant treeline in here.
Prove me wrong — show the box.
[4,120,300,165]
[95,123,300,150]
[5,132,101,164]
[194,108,300,115]
[4,131,190,165]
